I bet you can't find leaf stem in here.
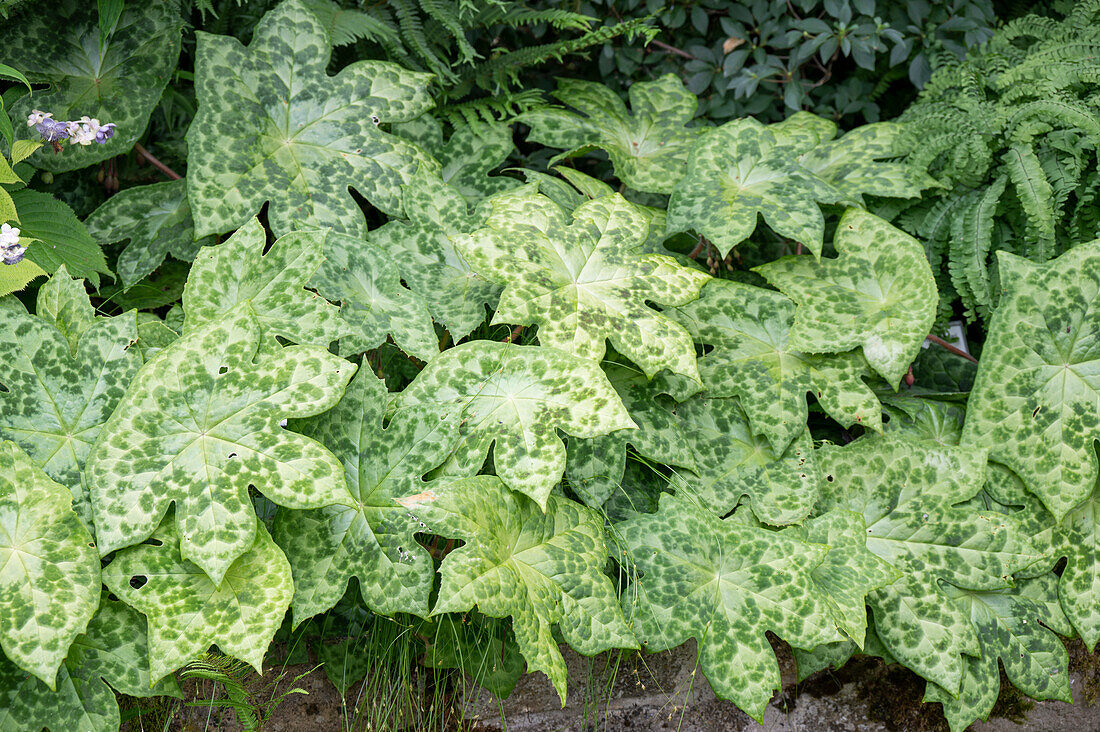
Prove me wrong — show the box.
[503,325,524,343]
[647,39,696,60]
[926,333,978,363]
[134,142,182,180]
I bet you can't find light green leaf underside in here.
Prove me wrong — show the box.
[755,208,938,385]
[102,517,293,680]
[666,117,844,257]
[187,0,437,237]
[667,278,882,454]
[182,218,345,349]
[84,179,212,289]
[961,240,1100,522]
[815,436,1041,694]
[87,305,355,586]
[520,75,704,194]
[617,492,844,722]
[0,441,100,689]
[400,476,636,704]
[8,0,182,172]
[458,186,709,384]
[390,340,635,509]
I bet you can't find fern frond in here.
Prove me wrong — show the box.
[435,88,548,126]
[949,180,1004,321]
[393,0,456,82]
[421,0,479,65]
[475,6,594,32]
[302,0,402,49]
[1003,143,1056,261]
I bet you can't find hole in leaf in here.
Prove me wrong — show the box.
[142,538,163,547]
[228,452,238,459]
[826,475,834,482]
[107,592,120,602]
[218,365,229,375]
[129,575,148,590]
[0,383,8,393]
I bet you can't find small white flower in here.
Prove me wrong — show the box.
[26,109,52,127]
[69,122,97,146]
[0,223,20,247]
[78,116,102,135]
[0,223,26,265]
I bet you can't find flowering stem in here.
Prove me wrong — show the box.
[926,333,978,363]
[133,143,181,180]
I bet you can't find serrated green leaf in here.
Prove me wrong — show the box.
[0,259,47,298]
[617,492,844,721]
[7,0,182,172]
[0,272,140,523]
[390,341,635,508]
[755,208,938,385]
[519,75,704,194]
[768,112,837,154]
[924,574,1072,732]
[815,436,1041,694]
[187,0,437,237]
[401,476,635,703]
[961,240,1100,522]
[458,187,710,384]
[312,232,438,361]
[797,123,936,204]
[0,441,100,688]
[373,169,500,341]
[666,118,844,257]
[670,395,819,525]
[84,180,211,289]
[667,278,882,454]
[273,370,457,622]
[87,305,355,586]
[102,517,293,680]
[1045,471,1100,649]
[10,189,110,287]
[181,218,344,348]
[439,122,520,201]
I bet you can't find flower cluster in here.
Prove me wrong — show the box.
[0,223,26,265]
[27,110,116,147]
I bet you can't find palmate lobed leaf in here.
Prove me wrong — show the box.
[399,476,636,703]
[102,516,293,680]
[755,208,938,385]
[390,340,635,508]
[519,75,706,194]
[961,239,1100,522]
[457,186,710,386]
[0,442,100,689]
[187,0,438,238]
[617,492,845,721]
[87,305,355,586]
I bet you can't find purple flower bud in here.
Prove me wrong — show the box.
[95,123,117,144]
[35,118,70,142]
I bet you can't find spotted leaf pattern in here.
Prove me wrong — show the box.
[667,278,882,455]
[102,517,293,680]
[815,436,1041,694]
[755,209,938,385]
[666,118,845,257]
[961,240,1100,522]
[400,476,636,703]
[273,370,458,622]
[617,492,845,721]
[390,341,635,508]
[87,305,355,586]
[519,75,705,194]
[457,187,710,384]
[181,218,344,348]
[438,122,520,201]
[84,180,211,289]
[187,0,437,237]
[0,442,100,688]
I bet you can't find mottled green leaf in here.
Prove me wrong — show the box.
[182,218,344,348]
[8,0,182,172]
[439,122,520,201]
[374,170,500,341]
[458,187,710,384]
[312,232,438,361]
[961,241,1100,522]
[881,395,965,446]
[84,180,211,289]
[755,208,938,384]
[1044,470,1100,649]
[666,118,844,256]
[667,278,882,454]
[102,517,293,679]
[273,370,457,622]
[0,442,100,688]
[0,271,140,522]
[88,305,355,586]
[617,492,844,721]
[519,75,704,194]
[187,0,437,237]
[815,436,1041,693]
[390,341,635,508]
[670,395,819,525]
[924,575,1072,732]
[401,476,635,703]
